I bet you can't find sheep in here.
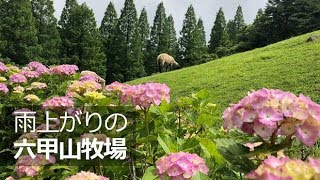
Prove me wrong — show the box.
[80,70,106,85]
[157,53,180,73]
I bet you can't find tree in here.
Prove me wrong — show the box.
[227,6,246,41]
[58,0,78,62]
[264,0,320,43]
[58,0,78,29]
[32,0,61,65]
[100,1,118,76]
[62,3,106,76]
[138,8,150,73]
[147,2,167,74]
[107,0,145,82]
[0,0,40,64]
[179,5,202,67]
[164,15,178,57]
[0,0,5,54]
[197,18,207,51]
[208,8,230,57]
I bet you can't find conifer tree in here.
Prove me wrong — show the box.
[59,0,78,61]
[100,2,118,55]
[164,15,178,57]
[208,8,230,57]
[108,0,145,82]
[58,0,78,29]
[179,5,202,66]
[100,1,118,76]
[62,3,106,76]
[197,18,207,51]
[32,0,61,65]
[147,2,167,74]
[138,8,150,73]
[227,5,246,41]
[0,0,40,64]
[0,0,5,54]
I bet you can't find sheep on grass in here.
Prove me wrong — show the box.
[157,53,180,73]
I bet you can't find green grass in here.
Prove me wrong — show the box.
[129,30,320,115]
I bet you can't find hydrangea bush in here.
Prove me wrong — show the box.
[223,88,320,147]
[0,61,319,180]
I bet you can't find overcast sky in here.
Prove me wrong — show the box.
[53,0,268,40]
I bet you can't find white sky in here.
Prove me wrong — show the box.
[53,0,268,40]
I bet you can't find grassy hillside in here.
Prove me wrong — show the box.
[129,31,320,114]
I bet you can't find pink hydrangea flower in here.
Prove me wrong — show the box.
[121,83,170,109]
[27,61,50,75]
[223,88,320,147]
[0,83,9,93]
[16,154,55,177]
[156,152,208,179]
[246,156,320,179]
[42,96,74,111]
[50,65,79,75]
[0,62,9,73]
[9,73,27,83]
[79,75,100,82]
[21,70,40,78]
[66,171,109,180]
[5,176,14,180]
[106,81,131,93]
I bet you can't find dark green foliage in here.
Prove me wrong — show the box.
[58,0,78,63]
[58,0,78,29]
[100,2,118,78]
[147,2,167,75]
[107,0,145,83]
[32,0,61,65]
[164,15,178,57]
[138,8,150,74]
[0,0,40,64]
[178,5,203,67]
[61,3,106,76]
[237,0,320,52]
[0,0,5,55]
[198,18,207,51]
[227,6,246,42]
[265,0,320,41]
[208,8,230,57]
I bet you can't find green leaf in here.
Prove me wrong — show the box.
[157,135,178,153]
[193,89,209,100]
[215,138,256,173]
[180,138,199,151]
[196,137,225,165]
[159,100,172,113]
[191,172,212,180]
[142,166,159,180]
[49,165,73,171]
[157,135,171,154]
[196,114,214,127]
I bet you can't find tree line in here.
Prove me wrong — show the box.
[0,0,319,83]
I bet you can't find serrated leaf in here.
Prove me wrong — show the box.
[191,172,212,180]
[157,135,170,154]
[196,114,214,127]
[196,137,225,165]
[142,166,159,180]
[194,89,209,100]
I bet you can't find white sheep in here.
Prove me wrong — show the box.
[157,53,180,73]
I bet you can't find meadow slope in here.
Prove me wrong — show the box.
[129,30,320,114]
